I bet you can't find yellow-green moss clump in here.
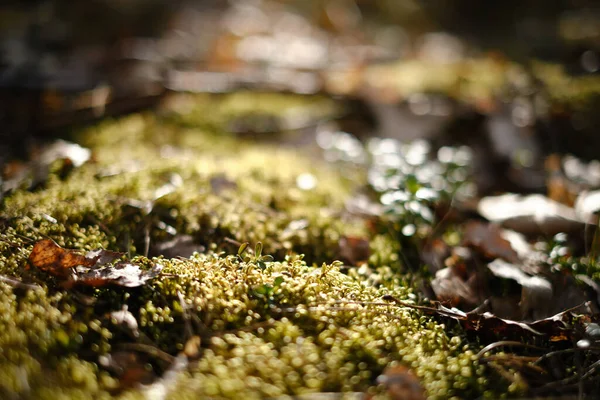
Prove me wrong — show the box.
[1,93,503,399]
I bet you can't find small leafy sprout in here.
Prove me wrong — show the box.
[238,242,249,258]
[254,242,263,259]
[237,241,273,268]
[253,242,273,269]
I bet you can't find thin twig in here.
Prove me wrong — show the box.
[0,274,41,290]
[480,354,541,364]
[477,341,546,359]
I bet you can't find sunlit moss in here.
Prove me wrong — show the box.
[0,93,503,399]
[362,57,600,106]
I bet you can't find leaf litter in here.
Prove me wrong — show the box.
[3,1,600,397]
[28,239,162,288]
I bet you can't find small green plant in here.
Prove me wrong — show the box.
[238,241,274,269]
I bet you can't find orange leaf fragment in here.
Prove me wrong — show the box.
[28,239,96,278]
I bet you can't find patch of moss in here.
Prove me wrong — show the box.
[0,93,505,399]
[363,58,600,106]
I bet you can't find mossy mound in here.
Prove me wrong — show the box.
[1,93,504,399]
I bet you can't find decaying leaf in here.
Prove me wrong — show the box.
[487,259,553,320]
[28,239,161,288]
[477,194,586,236]
[463,221,519,263]
[430,266,482,309]
[28,239,99,278]
[384,295,593,344]
[2,140,91,194]
[430,247,486,309]
[71,262,162,288]
[575,189,600,221]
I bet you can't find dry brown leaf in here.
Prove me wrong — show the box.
[487,259,553,320]
[463,221,519,263]
[28,239,97,278]
[28,239,161,288]
[477,193,585,236]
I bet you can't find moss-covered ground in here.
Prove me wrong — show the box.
[0,91,531,399]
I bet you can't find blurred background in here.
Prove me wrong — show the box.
[1,0,600,165]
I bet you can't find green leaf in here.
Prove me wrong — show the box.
[254,242,263,259]
[238,242,249,256]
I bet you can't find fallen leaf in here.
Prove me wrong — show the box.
[28,239,161,288]
[384,295,592,343]
[487,259,553,320]
[478,193,586,236]
[28,239,98,278]
[575,190,600,221]
[68,262,162,288]
[430,266,481,309]
[498,229,535,261]
[3,140,92,195]
[463,221,520,263]
[430,247,486,309]
[421,238,450,274]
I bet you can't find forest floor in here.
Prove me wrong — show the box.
[2,3,600,400]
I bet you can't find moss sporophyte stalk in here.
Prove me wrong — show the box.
[0,94,501,399]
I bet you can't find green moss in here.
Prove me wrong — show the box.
[363,58,600,106]
[0,92,503,399]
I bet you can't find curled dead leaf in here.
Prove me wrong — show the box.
[28,239,161,288]
[28,239,98,278]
